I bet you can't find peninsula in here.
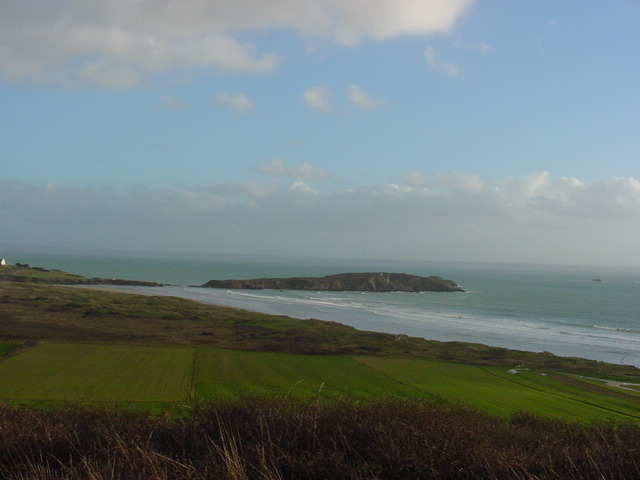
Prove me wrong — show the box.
[201,272,463,292]
[0,263,161,287]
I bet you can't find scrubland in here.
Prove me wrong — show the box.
[2,398,640,479]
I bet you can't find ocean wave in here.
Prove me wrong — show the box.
[593,325,640,334]
[558,329,640,345]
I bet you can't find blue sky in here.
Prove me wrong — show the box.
[1,0,639,266]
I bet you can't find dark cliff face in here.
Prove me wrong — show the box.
[202,272,463,293]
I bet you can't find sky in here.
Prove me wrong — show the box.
[1,0,639,267]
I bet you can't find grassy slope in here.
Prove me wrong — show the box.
[0,265,158,285]
[0,265,87,283]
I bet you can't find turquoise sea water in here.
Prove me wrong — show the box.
[3,250,640,366]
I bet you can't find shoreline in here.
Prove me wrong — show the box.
[92,284,640,368]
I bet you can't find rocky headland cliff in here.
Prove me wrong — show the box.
[201,272,463,293]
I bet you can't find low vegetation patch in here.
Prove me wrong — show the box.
[2,398,640,479]
[0,342,20,358]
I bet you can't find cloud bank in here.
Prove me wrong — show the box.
[0,0,474,87]
[2,172,639,266]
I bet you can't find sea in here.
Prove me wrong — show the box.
[3,249,640,367]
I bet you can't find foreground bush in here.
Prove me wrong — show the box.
[1,398,640,479]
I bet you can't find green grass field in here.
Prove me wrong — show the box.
[193,349,417,400]
[0,343,194,403]
[356,357,640,421]
[1,343,640,421]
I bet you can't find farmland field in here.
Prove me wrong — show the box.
[1,343,640,421]
[0,343,194,402]
[355,357,640,421]
[193,349,420,400]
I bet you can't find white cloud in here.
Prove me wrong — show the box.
[304,86,334,111]
[256,159,329,182]
[290,181,318,195]
[348,85,382,109]
[0,0,474,87]
[2,172,640,265]
[424,46,460,76]
[324,0,475,45]
[215,93,254,113]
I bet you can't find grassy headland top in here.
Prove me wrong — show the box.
[202,272,463,292]
[0,263,160,286]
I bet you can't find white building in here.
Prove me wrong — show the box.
[0,259,6,266]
